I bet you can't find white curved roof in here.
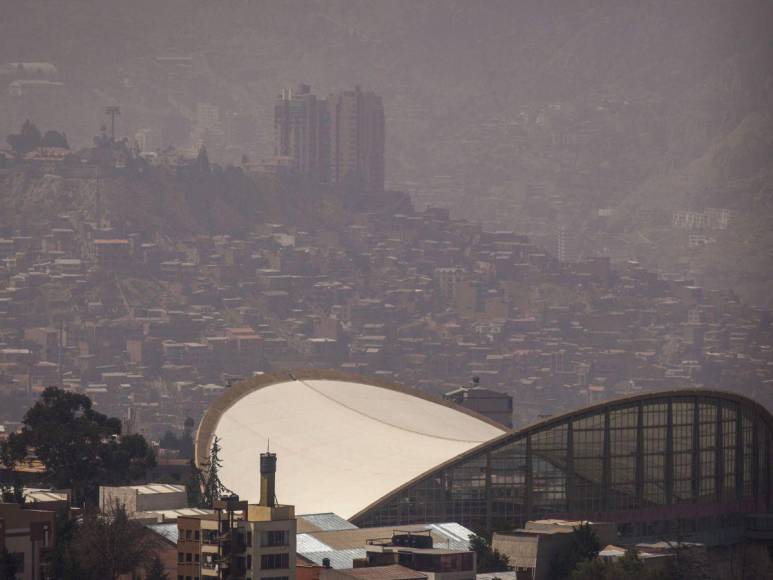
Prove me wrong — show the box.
[211,378,505,518]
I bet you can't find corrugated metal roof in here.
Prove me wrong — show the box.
[296,522,475,569]
[427,523,474,550]
[132,483,186,494]
[299,513,358,532]
[135,507,214,522]
[23,488,69,502]
[296,534,333,553]
[476,573,517,580]
[335,564,427,580]
[147,522,179,544]
[299,548,368,570]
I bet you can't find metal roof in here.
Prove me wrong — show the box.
[298,513,359,532]
[130,483,186,495]
[296,522,476,569]
[147,522,179,544]
[297,548,368,570]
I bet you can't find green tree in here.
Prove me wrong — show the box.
[201,436,229,507]
[159,430,179,450]
[186,459,204,508]
[144,554,170,580]
[2,387,156,504]
[619,546,645,576]
[570,549,667,580]
[41,129,69,148]
[468,534,512,573]
[0,443,25,506]
[549,523,601,580]
[6,119,42,157]
[570,557,610,580]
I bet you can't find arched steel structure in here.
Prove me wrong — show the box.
[351,390,773,537]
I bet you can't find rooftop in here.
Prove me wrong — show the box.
[201,372,504,518]
[329,565,427,580]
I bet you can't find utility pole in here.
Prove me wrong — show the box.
[57,319,64,386]
[105,106,121,142]
[94,165,102,228]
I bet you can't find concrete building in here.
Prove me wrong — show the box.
[492,520,618,580]
[297,522,475,570]
[99,483,187,515]
[272,84,384,192]
[177,452,296,580]
[177,511,222,578]
[0,502,55,580]
[444,381,514,428]
[274,84,329,182]
[329,530,475,580]
[328,86,385,192]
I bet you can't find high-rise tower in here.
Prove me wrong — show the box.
[328,86,385,192]
[274,84,329,182]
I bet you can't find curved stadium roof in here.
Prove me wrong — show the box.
[199,376,773,535]
[196,372,506,518]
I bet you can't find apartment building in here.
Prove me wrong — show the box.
[176,452,296,580]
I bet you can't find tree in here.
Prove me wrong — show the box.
[144,554,170,580]
[186,459,204,508]
[618,546,645,577]
[570,548,667,580]
[468,534,512,573]
[179,416,195,458]
[46,507,84,580]
[159,430,179,450]
[72,503,163,580]
[41,129,69,148]
[2,387,156,504]
[0,548,19,580]
[201,436,230,507]
[549,523,601,580]
[0,442,25,506]
[195,146,210,175]
[160,427,193,459]
[570,557,610,580]
[6,119,41,157]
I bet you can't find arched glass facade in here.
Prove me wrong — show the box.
[351,392,773,537]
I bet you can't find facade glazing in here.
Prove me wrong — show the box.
[351,392,773,537]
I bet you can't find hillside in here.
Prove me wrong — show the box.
[0,159,327,239]
[1,0,771,302]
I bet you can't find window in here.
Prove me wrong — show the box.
[261,553,289,570]
[186,553,192,563]
[186,529,192,541]
[178,552,184,563]
[247,531,253,546]
[263,530,289,547]
[194,530,200,541]
[194,553,200,563]
[247,555,252,570]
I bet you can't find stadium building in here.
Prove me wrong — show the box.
[196,372,773,540]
